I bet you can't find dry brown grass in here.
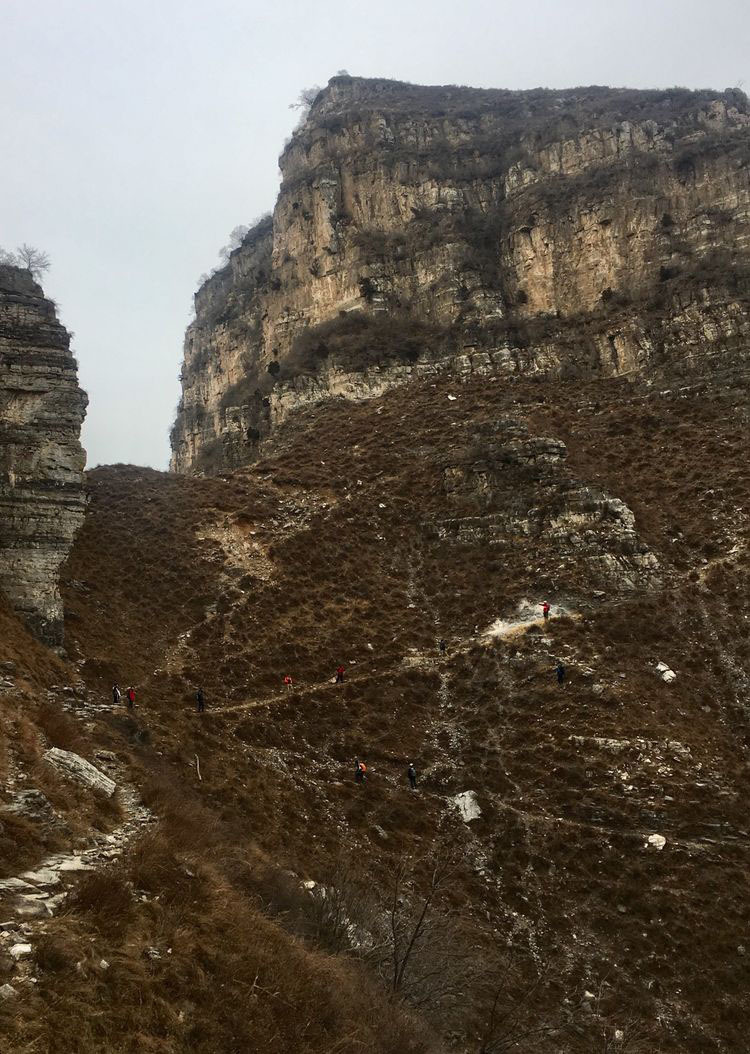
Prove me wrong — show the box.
[66,868,135,937]
[36,702,88,754]
[45,362,750,1051]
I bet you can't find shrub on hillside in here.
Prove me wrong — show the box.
[66,868,134,937]
[285,312,451,377]
[36,703,87,754]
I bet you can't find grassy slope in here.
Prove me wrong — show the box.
[39,366,750,1051]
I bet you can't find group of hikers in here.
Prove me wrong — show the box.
[354,757,419,790]
[112,683,136,709]
[110,601,565,789]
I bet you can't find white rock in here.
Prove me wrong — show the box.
[58,857,92,872]
[646,834,666,851]
[451,790,481,823]
[0,984,17,1001]
[656,662,676,683]
[99,959,110,971]
[20,868,62,889]
[0,878,36,895]
[10,943,32,961]
[43,748,117,797]
[447,394,457,401]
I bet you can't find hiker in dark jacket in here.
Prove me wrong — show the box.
[112,684,122,707]
[196,687,205,713]
[556,662,566,685]
[438,639,447,656]
[354,758,367,784]
[407,762,417,790]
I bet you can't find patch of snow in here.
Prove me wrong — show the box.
[483,599,572,640]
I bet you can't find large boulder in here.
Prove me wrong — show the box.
[43,748,117,797]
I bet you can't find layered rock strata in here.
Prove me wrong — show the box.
[436,419,659,592]
[171,78,750,473]
[0,266,87,644]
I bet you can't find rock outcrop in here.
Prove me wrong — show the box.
[435,419,659,592]
[43,748,117,797]
[171,78,750,473]
[0,266,87,644]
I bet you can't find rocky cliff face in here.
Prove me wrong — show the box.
[171,77,750,473]
[0,266,87,645]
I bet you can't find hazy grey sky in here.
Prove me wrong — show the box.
[2,0,748,469]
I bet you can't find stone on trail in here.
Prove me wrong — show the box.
[14,897,51,919]
[0,878,37,895]
[4,789,61,826]
[57,857,92,873]
[43,747,117,797]
[20,868,62,889]
[451,790,481,823]
[9,943,32,961]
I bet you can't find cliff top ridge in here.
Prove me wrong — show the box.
[0,264,43,297]
[305,73,749,121]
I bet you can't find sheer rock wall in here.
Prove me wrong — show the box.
[0,266,87,645]
[171,78,750,474]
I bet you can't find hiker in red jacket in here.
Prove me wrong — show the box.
[283,675,293,690]
[354,758,367,784]
[126,686,136,709]
[542,601,551,621]
[335,665,345,684]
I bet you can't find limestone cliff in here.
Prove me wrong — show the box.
[171,77,750,473]
[0,266,87,645]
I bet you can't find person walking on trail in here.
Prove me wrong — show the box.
[126,686,136,709]
[196,687,205,713]
[542,602,550,621]
[354,758,367,784]
[438,639,447,656]
[283,675,293,691]
[407,762,417,790]
[556,662,566,685]
[335,665,345,684]
[112,684,122,707]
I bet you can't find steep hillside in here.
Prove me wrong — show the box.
[56,357,750,1051]
[171,76,750,473]
[0,265,87,644]
[0,521,434,1054]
